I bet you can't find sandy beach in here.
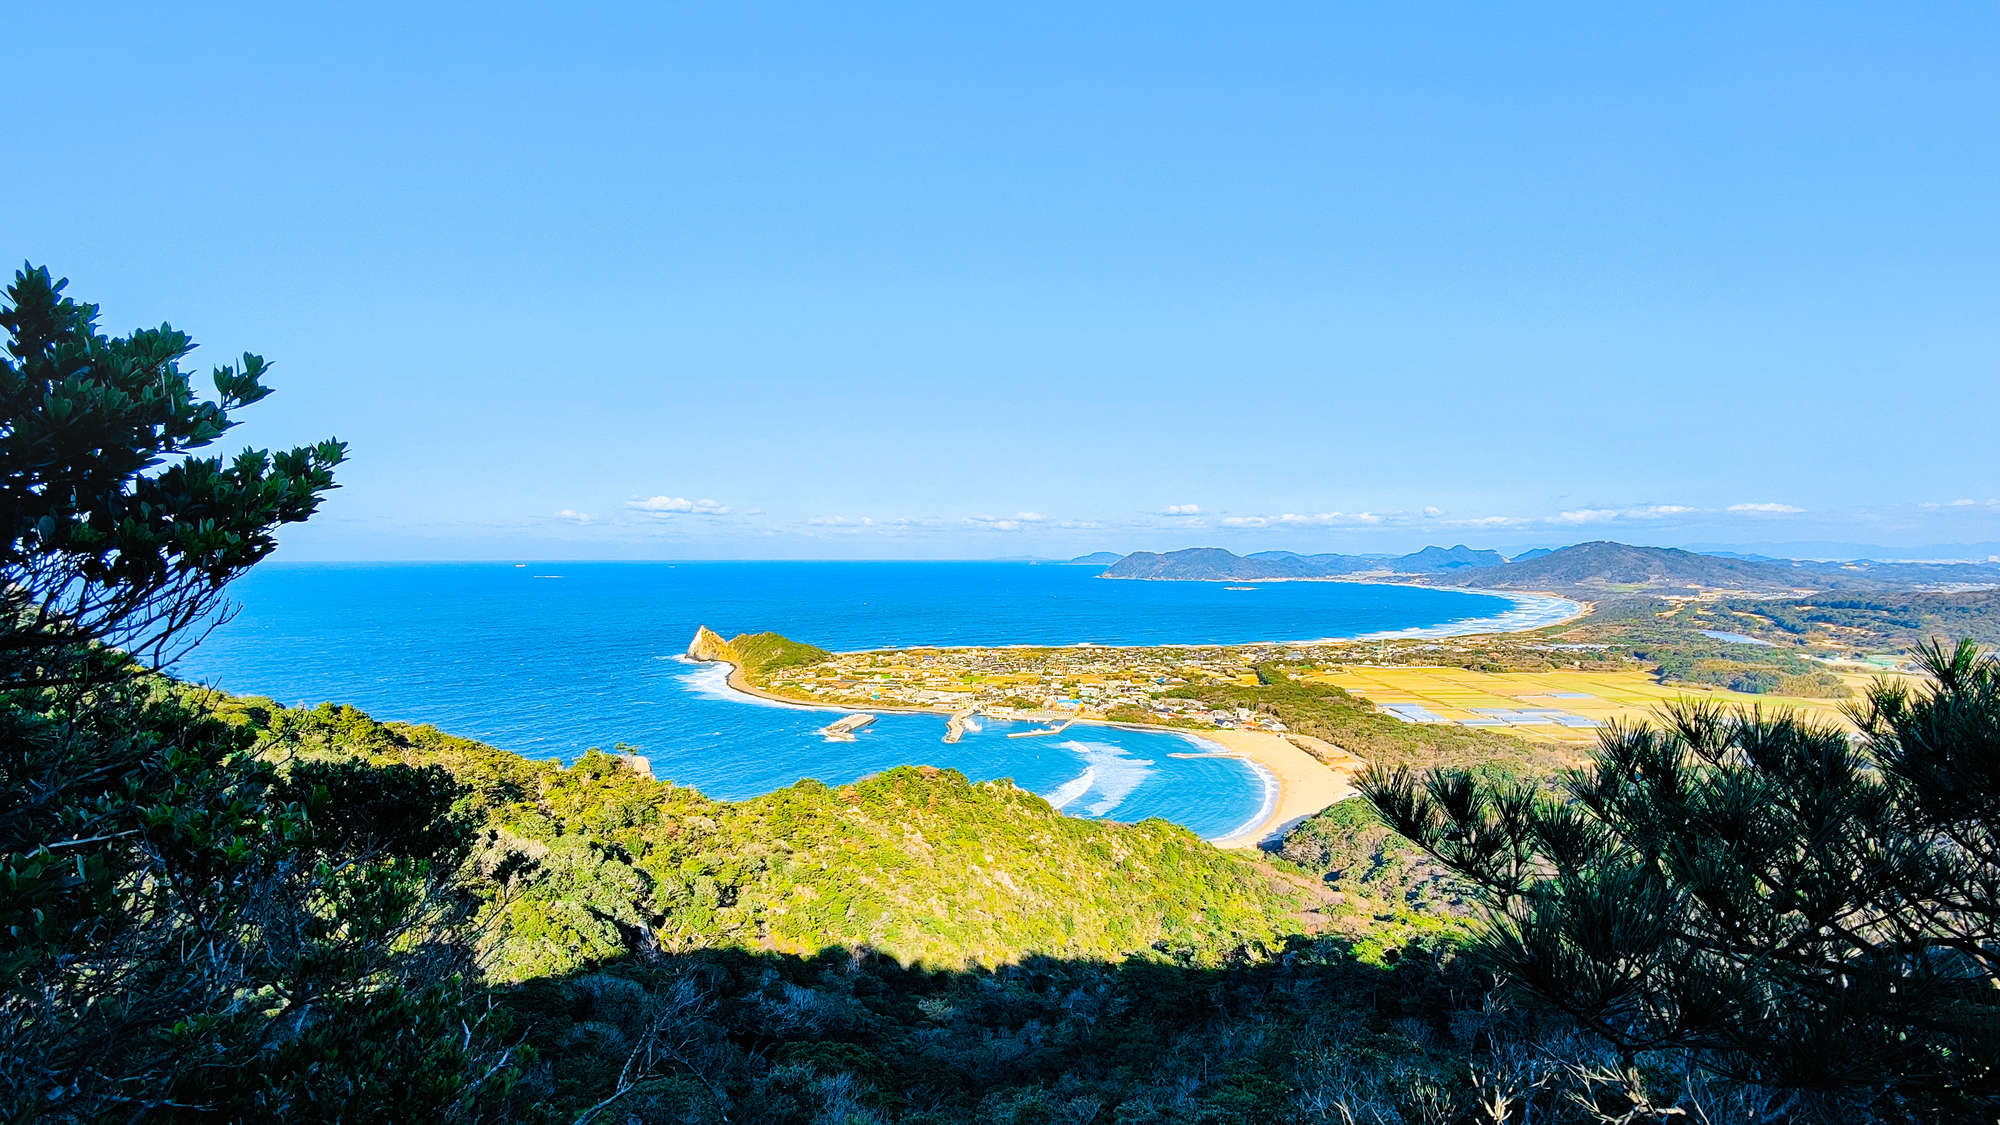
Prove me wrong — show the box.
[1200,730,1360,849]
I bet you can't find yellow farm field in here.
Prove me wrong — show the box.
[1303,665,1903,743]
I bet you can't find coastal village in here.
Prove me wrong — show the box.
[741,631,1637,735]
[720,621,1910,746]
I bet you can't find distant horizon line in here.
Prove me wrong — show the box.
[262,540,2000,567]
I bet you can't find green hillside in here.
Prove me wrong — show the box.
[727,630,833,674]
[228,697,1305,978]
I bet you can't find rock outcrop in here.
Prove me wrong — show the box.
[686,624,735,663]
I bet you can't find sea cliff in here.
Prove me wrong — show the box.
[686,623,734,662]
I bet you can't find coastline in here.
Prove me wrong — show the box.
[1348,586,1588,641]
[693,655,1358,848]
[684,587,1584,848]
[837,585,1587,653]
[1200,730,1358,848]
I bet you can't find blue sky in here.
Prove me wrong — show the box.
[12,3,1998,560]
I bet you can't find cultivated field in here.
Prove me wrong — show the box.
[1303,665,1908,744]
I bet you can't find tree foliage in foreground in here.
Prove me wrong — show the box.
[0,265,500,1121]
[1,264,345,679]
[1363,638,2000,1121]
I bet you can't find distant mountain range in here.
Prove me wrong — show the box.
[1419,541,1822,595]
[1101,545,1504,580]
[1084,541,2000,598]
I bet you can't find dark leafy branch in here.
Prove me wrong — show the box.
[1361,638,2000,1120]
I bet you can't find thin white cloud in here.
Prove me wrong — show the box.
[1727,502,1804,514]
[1289,512,1380,526]
[629,496,730,516]
[1550,505,1694,525]
[1222,511,1382,529]
[555,509,593,524]
[1549,508,1621,525]
[1422,506,1443,518]
[808,515,874,527]
[966,512,1051,532]
[1163,504,1201,516]
[1430,504,1695,529]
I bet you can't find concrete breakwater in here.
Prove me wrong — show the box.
[943,708,982,743]
[1007,716,1077,739]
[820,713,876,741]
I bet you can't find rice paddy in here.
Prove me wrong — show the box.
[1302,665,1904,743]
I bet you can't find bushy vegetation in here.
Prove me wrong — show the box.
[1280,802,1471,917]
[1553,607,1857,696]
[490,938,1507,1124]
[1648,653,1846,696]
[1676,590,2000,650]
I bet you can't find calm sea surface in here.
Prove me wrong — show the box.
[178,562,1521,839]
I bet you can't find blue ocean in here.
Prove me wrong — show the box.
[178,562,1528,839]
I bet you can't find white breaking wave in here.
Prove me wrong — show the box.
[1217,761,1281,843]
[1051,739,1156,816]
[673,659,845,713]
[1040,767,1097,810]
[1348,590,1585,642]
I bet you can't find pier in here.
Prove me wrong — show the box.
[820,713,876,741]
[942,707,982,743]
[1006,716,1077,739]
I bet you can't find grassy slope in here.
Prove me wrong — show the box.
[727,631,833,675]
[217,695,1305,979]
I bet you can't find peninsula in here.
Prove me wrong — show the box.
[684,624,1365,847]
